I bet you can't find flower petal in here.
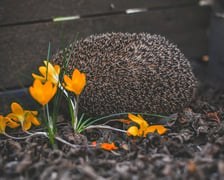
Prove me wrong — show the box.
[30,111,38,116]
[33,78,43,88]
[25,112,40,126]
[127,126,139,136]
[63,70,86,95]
[63,74,72,86]
[30,79,57,106]
[119,119,132,124]
[33,61,60,85]
[7,118,20,128]
[43,61,59,83]
[29,80,43,105]
[43,81,57,102]
[54,65,60,75]
[41,82,56,105]
[145,125,167,136]
[39,66,47,78]
[137,114,146,122]
[0,115,7,133]
[101,142,118,151]
[29,86,39,104]
[23,118,32,131]
[63,84,74,93]
[43,60,55,74]
[7,113,19,122]
[71,69,86,95]
[128,113,149,134]
[11,102,23,115]
[32,73,46,82]
[128,114,146,126]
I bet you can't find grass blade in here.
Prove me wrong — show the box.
[62,33,79,77]
[76,113,85,130]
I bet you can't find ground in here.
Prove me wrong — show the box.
[0,86,224,180]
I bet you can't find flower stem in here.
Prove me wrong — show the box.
[3,133,30,140]
[4,131,96,149]
[59,84,75,110]
[58,84,77,129]
[85,125,127,133]
[73,95,79,130]
[54,135,80,149]
[3,131,47,140]
[42,105,55,146]
[45,104,51,128]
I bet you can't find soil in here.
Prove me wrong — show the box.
[0,85,224,180]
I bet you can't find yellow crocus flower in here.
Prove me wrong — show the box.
[29,79,57,106]
[7,102,40,131]
[32,60,60,85]
[127,113,167,137]
[63,69,86,96]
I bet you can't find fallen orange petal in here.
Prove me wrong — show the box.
[101,142,118,151]
[119,119,132,124]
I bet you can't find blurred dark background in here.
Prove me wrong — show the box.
[0,0,223,113]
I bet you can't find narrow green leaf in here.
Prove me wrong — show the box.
[62,33,79,77]
[46,42,51,82]
[77,117,93,132]
[76,113,85,130]
[67,96,75,128]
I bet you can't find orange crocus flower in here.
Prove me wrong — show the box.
[29,79,57,106]
[63,69,86,96]
[7,102,40,131]
[127,113,167,137]
[32,60,60,85]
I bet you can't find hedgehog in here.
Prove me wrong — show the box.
[52,32,198,118]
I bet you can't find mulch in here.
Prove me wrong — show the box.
[0,86,224,180]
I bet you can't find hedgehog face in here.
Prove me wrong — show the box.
[52,33,198,117]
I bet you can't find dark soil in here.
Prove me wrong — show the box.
[1,86,224,180]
